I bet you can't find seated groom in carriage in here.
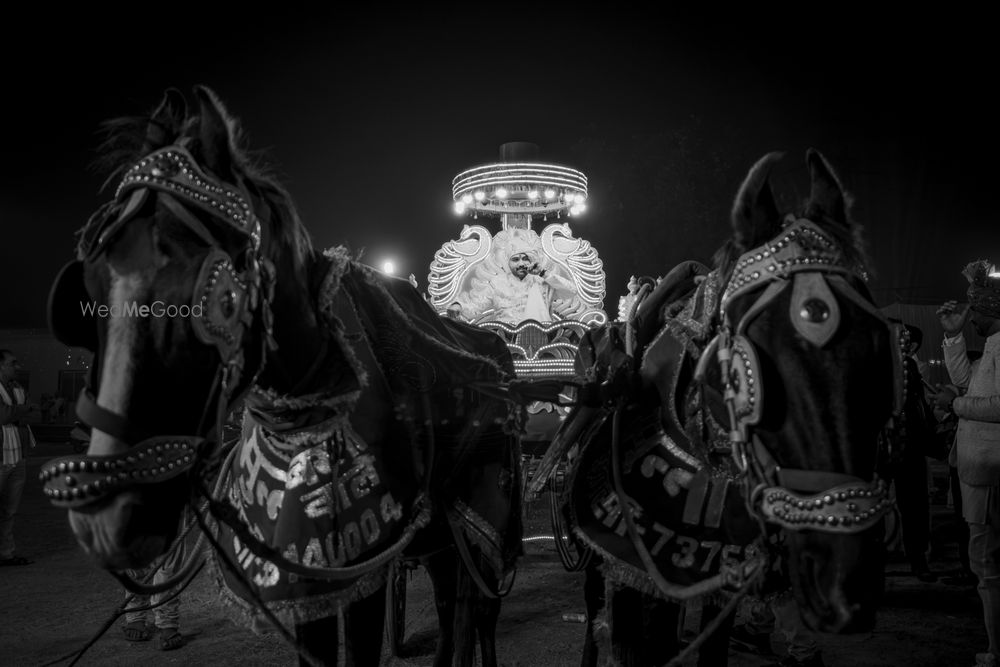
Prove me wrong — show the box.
[446,228,583,324]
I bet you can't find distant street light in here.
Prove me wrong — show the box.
[382,260,396,275]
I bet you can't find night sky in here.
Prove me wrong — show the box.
[1,8,995,329]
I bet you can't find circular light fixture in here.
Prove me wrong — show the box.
[452,160,588,216]
[382,260,396,275]
[454,201,466,215]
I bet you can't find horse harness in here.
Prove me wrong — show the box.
[685,218,896,536]
[41,145,276,507]
[596,217,898,601]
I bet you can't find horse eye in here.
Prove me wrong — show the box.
[150,157,179,178]
[800,298,830,323]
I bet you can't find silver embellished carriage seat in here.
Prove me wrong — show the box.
[427,223,607,379]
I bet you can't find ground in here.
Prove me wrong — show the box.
[0,440,984,666]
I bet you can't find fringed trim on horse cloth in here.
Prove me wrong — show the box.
[321,246,514,387]
[207,408,430,628]
[656,269,722,354]
[592,537,678,601]
[447,499,510,579]
[206,546,389,631]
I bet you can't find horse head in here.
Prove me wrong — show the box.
[43,86,316,570]
[698,149,896,632]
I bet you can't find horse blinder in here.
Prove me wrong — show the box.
[48,260,98,352]
[191,248,253,366]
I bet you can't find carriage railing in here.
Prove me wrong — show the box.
[471,318,592,379]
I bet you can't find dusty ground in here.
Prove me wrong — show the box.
[0,440,985,666]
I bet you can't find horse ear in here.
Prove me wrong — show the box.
[804,148,848,226]
[731,152,784,250]
[142,88,187,153]
[190,85,238,183]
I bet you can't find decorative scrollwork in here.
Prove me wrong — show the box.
[540,223,606,310]
[427,225,492,311]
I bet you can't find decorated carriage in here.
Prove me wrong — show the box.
[427,142,607,451]
[383,143,611,654]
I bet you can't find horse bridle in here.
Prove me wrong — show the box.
[41,145,276,507]
[694,217,895,535]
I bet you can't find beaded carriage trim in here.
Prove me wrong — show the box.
[115,146,256,241]
[721,218,850,314]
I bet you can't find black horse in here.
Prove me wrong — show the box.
[42,86,521,666]
[534,150,897,666]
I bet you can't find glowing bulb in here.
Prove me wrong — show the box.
[574,193,586,204]
[495,187,508,199]
[576,203,587,214]
[454,201,466,214]
[528,190,539,200]
[474,191,485,201]
[461,193,473,204]
[544,188,556,199]
[382,261,396,275]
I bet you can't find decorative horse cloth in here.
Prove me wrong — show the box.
[211,248,519,626]
[565,267,762,598]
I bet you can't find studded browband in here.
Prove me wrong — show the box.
[116,146,256,239]
[720,218,851,314]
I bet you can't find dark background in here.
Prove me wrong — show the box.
[1,7,995,328]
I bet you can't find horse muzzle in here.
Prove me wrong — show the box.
[785,526,884,633]
[67,491,172,570]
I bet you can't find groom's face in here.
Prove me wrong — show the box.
[509,253,532,280]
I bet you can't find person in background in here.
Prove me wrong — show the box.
[881,321,938,582]
[0,349,35,566]
[121,545,186,651]
[936,351,980,588]
[933,259,1000,667]
[904,324,932,402]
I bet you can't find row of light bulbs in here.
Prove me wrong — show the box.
[453,189,587,215]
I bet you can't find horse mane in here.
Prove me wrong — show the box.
[89,107,316,270]
[711,195,873,285]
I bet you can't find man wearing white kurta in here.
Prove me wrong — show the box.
[935,259,1000,667]
[0,349,34,566]
[450,248,579,323]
